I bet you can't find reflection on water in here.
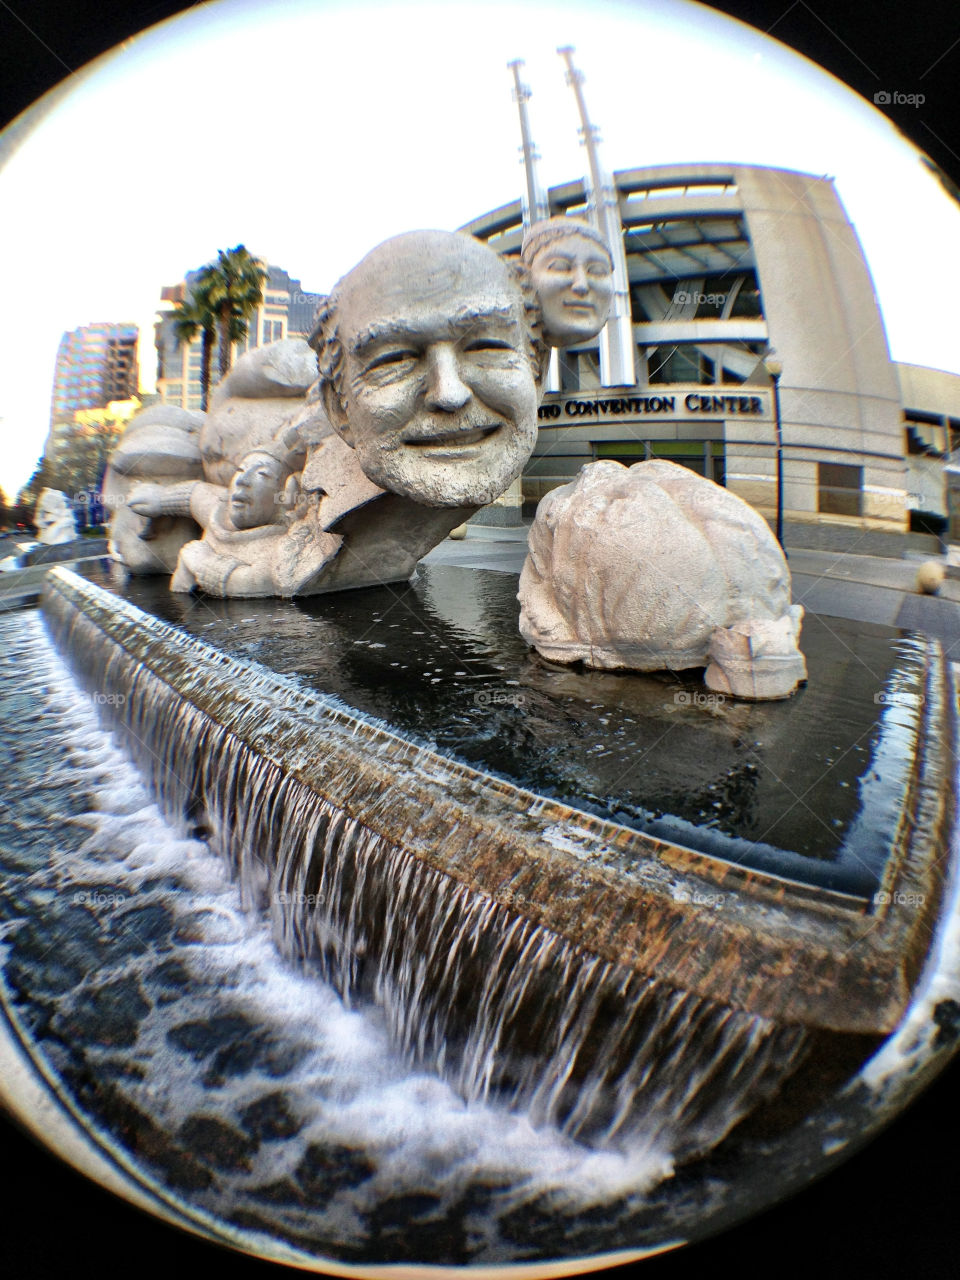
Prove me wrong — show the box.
[98,563,927,896]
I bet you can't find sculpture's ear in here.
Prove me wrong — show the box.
[509,259,549,395]
[281,474,300,512]
[320,379,353,446]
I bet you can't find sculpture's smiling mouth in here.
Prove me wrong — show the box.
[409,425,502,450]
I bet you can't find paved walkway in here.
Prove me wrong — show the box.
[0,553,109,612]
[424,525,960,655]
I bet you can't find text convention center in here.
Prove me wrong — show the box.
[463,163,960,539]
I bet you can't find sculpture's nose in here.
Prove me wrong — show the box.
[570,264,590,295]
[424,343,471,412]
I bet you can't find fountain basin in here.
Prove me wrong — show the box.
[36,561,958,1166]
[0,562,954,1271]
[41,566,955,1041]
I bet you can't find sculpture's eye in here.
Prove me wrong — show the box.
[587,261,610,277]
[463,337,513,353]
[363,348,418,375]
[544,256,574,273]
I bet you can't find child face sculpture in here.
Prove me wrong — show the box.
[525,223,614,347]
[228,451,290,530]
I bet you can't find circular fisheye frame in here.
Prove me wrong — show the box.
[1,2,959,1278]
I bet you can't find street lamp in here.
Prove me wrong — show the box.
[764,352,785,549]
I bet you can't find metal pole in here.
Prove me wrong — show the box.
[557,46,635,388]
[507,60,550,229]
[772,371,784,548]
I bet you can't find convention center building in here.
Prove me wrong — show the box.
[462,163,960,537]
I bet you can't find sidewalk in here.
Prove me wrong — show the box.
[424,526,960,651]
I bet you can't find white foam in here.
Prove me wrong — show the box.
[24,628,675,1208]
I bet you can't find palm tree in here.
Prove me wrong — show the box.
[171,287,216,411]
[201,245,268,381]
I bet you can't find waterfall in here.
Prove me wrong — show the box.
[42,569,811,1161]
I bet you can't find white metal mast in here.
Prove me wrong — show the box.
[557,45,635,388]
[507,59,550,230]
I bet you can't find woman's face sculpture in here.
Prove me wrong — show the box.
[530,232,614,346]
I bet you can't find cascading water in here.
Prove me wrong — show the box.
[39,567,812,1165]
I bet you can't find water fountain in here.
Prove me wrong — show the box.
[2,99,959,1280]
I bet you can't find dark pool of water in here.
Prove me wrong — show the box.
[83,562,927,897]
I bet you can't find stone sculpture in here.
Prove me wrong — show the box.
[518,459,807,700]
[128,436,341,598]
[521,217,614,347]
[121,230,545,597]
[104,404,204,574]
[34,488,76,545]
[313,229,545,509]
[200,338,317,485]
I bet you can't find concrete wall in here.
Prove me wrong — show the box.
[737,166,906,525]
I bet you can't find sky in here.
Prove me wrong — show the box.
[1,0,959,499]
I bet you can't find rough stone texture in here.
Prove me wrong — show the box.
[118,230,545,598]
[518,459,806,699]
[104,404,204,575]
[210,338,317,403]
[705,613,808,701]
[200,339,317,486]
[34,489,76,544]
[521,217,614,347]
[128,436,339,598]
[314,229,543,510]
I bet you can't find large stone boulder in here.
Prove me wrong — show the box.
[104,404,204,574]
[518,459,807,700]
[200,339,317,485]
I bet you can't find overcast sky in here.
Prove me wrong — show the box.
[1,0,958,498]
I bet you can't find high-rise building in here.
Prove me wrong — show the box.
[155,262,320,411]
[48,322,139,430]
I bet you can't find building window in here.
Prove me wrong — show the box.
[559,350,579,392]
[818,463,862,517]
[595,440,725,483]
[904,413,947,456]
[646,345,709,384]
